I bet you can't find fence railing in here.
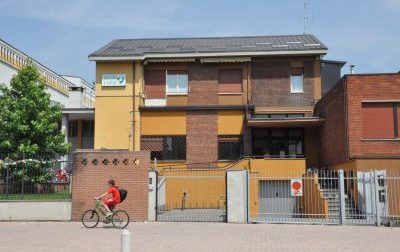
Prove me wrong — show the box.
[0,154,71,200]
[248,168,400,226]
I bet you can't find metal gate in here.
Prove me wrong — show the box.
[249,169,400,226]
[156,168,227,222]
[249,171,340,224]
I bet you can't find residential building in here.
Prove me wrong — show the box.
[89,34,328,172]
[0,38,95,158]
[315,73,400,172]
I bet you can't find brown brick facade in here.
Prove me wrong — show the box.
[251,58,316,107]
[71,150,150,221]
[188,63,219,105]
[346,75,400,158]
[187,111,218,164]
[314,80,347,166]
[316,74,400,166]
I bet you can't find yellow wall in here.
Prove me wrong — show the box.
[141,111,186,135]
[249,158,306,178]
[133,62,144,150]
[218,110,244,135]
[95,97,133,149]
[94,62,134,150]
[301,173,329,218]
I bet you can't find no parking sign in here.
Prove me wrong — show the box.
[290,178,303,196]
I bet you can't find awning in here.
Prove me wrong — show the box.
[200,57,251,63]
[247,117,325,128]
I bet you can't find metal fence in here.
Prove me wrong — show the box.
[249,169,400,226]
[249,170,340,224]
[0,153,71,200]
[141,136,186,161]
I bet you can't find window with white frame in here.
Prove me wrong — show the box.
[166,71,188,95]
[290,68,304,93]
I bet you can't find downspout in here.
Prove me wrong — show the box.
[343,78,350,161]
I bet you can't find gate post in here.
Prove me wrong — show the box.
[226,169,249,223]
[148,170,157,221]
[373,170,381,227]
[338,169,346,225]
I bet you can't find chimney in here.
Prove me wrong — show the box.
[350,65,355,74]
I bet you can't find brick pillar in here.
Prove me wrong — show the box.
[187,111,218,165]
[71,150,150,221]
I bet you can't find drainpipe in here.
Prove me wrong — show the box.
[343,78,350,161]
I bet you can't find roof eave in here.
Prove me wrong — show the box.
[88,49,328,61]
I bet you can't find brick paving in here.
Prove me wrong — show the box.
[1,222,399,252]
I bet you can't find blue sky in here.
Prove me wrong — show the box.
[1,0,399,83]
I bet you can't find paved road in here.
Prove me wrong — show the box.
[1,222,399,252]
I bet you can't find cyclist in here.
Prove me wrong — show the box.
[95,179,121,218]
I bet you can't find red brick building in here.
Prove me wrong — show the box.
[315,73,400,171]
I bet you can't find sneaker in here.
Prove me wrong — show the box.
[105,211,113,218]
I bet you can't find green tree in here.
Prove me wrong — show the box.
[0,64,70,158]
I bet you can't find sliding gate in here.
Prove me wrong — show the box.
[156,168,227,222]
[249,171,341,224]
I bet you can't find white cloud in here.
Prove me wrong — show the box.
[0,0,187,31]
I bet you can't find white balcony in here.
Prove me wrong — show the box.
[144,99,167,107]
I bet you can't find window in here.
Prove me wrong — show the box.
[82,120,94,137]
[218,136,243,160]
[218,69,242,93]
[252,128,304,158]
[68,121,78,137]
[362,103,397,139]
[141,136,186,160]
[166,71,188,95]
[290,68,304,93]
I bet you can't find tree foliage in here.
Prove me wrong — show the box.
[0,64,69,158]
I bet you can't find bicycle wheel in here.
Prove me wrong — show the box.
[112,210,130,229]
[81,210,99,228]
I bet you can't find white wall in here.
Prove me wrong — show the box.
[0,201,71,221]
[47,87,69,107]
[0,61,17,86]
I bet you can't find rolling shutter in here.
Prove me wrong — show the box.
[362,103,394,139]
[218,69,242,93]
[145,70,165,98]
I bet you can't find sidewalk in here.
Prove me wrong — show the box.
[1,222,399,252]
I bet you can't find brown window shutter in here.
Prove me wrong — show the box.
[362,103,395,139]
[218,69,242,93]
[145,70,165,99]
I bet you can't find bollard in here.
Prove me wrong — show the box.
[121,229,131,252]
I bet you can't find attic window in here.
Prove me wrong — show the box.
[290,68,304,93]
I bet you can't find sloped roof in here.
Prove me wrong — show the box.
[89,34,327,60]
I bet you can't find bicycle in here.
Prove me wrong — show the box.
[81,199,130,229]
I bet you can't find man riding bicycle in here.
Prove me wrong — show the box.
[95,179,121,218]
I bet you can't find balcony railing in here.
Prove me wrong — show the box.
[144,98,167,107]
[0,39,71,95]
